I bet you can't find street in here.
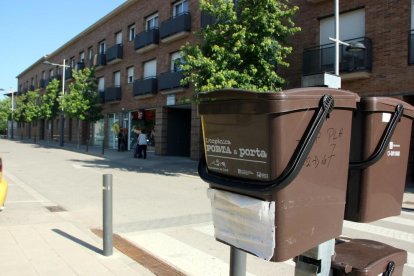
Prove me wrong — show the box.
[1,138,414,275]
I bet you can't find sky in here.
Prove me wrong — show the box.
[0,0,126,98]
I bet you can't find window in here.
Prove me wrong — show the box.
[79,51,85,63]
[319,9,365,45]
[98,77,105,92]
[146,13,159,30]
[143,59,157,78]
[170,51,183,72]
[114,71,121,87]
[49,69,54,78]
[70,57,76,68]
[128,24,136,41]
[99,40,106,54]
[42,71,46,80]
[173,0,188,17]
[115,31,123,45]
[127,67,134,83]
[88,47,94,61]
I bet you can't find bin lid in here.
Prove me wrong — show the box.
[198,88,359,115]
[359,97,414,119]
[332,239,407,274]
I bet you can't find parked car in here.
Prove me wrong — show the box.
[0,156,8,210]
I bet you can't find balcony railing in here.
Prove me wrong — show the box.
[158,70,186,91]
[94,53,106,68]
[134,28,159,53]
[39,79,46,88]
[65,68,73,80]
[98,90,105,104]
[76,62,85,71]
[303,37,372,76]
[160,12,191,42]
[106,44,123,64]
[200,11,216,28]
[133,77,157,97]
[104,86,122,103]
[409,30,414,65]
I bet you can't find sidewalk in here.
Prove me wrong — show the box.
[1,138,200,276]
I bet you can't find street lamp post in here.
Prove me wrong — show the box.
[43,59,70,147]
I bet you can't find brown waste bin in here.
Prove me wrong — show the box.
[345,97,414,223]
[331,238,407,276]
[198,88,359,261]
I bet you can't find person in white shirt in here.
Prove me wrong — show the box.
[137,130,148,159]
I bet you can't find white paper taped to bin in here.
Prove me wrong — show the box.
[207,188,276,260]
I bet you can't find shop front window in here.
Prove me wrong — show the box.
[130,109,156,148]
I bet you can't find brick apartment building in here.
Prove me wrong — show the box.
[14,1,414,164]
[15,0,211,159]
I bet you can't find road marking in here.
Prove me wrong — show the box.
[382,216,414,227]
[126,232,255,276]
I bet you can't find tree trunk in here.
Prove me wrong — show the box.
[77,119,81,149]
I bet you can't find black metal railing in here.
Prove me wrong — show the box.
[200,11,216,28]
[76,62,85,71]
[104,86,122,102]
[160,12,191,40]
[95,53,106,67]
[303,37,372,75]
[158,71,185,91]
[134,28,159,51]
[65,68,73,80]
[409,30,414,65]
[133,77,157,96]
[39,79,46,88]
[106,44,123,64]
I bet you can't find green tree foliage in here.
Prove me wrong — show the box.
[41,79,61,122]
[62,67,103,145]
[180,0,300,92]
[0,98,11,134]
[24,90,41,124]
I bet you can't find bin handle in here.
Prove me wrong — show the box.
[198,94,335,194]
[349,104,404,170]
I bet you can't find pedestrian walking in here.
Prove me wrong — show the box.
[137,130,148,159]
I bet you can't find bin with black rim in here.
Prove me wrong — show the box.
[346,97,414,223]
[198,88,359,261]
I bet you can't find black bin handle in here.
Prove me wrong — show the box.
[349,104,404,170]
[198,94,335,194]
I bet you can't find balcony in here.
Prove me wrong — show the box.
[160,12,191,43]
[65,68,73,80]
[134,28,159,53]
[94,53,106,69]
[158,71,186,93]
[99,91,105,104]
[106,44,123,64]
[200,12,216,28]
[76,62,85,71]
[39,79,46,88]
[133,77,157,98]
[303,37,372,80]
[410,30,414,65]
[104,86,122,103]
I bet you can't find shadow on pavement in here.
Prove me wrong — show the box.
[52,229,103,255]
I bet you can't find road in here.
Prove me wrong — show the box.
[1,139,414,275]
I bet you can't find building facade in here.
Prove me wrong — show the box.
[15,0,414,167]
[16,0,205,159]
[285,0,414,181]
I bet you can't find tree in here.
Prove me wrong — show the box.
[24,90,41,138]
[0,98,11,135]
[13,93,27,139]
[61,67,103,147]
[41,79,61,141]
[180,0,300,92]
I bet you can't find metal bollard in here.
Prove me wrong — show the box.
[103,174,113,256]
[229,246,246,276]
